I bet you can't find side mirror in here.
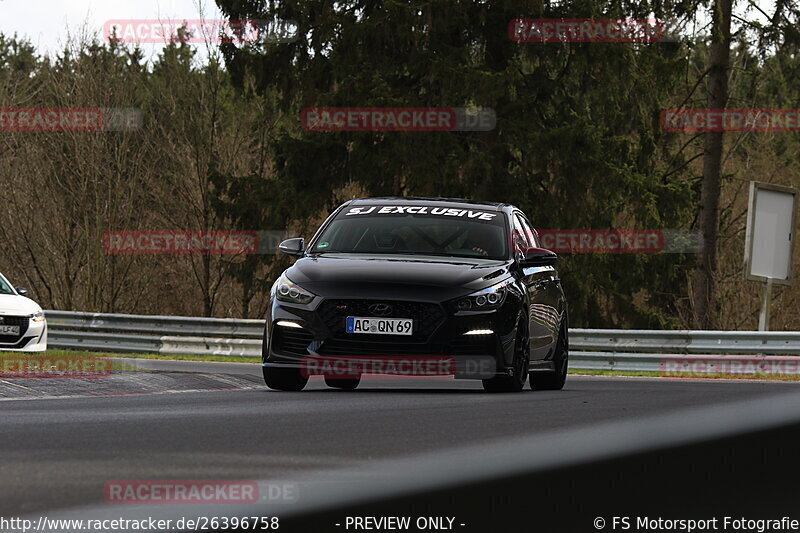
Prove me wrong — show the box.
[519,247,558,267]
[15,287,28,297]
[278,238,305,257]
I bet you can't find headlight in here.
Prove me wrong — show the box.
[272,273,316,305]
[30,311,45,322]
[456,279,511,311]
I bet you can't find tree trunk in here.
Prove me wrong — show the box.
[693,0,733,329]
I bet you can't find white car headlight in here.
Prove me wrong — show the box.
[30,310,45,322]
[272,273,316,305]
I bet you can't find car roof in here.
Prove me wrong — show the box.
[346,197,514,212]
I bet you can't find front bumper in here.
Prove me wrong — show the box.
[0,318,47,352]
[263,297,521,379]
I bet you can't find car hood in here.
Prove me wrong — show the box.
[0,294,41,316]
[286,253,512,302]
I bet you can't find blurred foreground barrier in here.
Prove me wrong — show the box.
[45,311,800,369]
[29,392,800,530]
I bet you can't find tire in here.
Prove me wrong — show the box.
[325,376,361,390]
[482,319,529,393]
[530,318,568,391]
[263,365,308,391]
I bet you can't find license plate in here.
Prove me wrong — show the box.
[0,326,20,335]
[346,317,413,336]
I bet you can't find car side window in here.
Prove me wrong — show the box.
[0,275,14,295]
[516,214,539,248]
[512,214,531,254]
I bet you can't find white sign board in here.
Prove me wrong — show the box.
[744,182,796,285]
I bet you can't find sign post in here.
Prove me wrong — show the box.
[757,278,773,331]
[743,181,797,331]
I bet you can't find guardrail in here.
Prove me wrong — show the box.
[571,329,800,371]
[45,310,264,357]
[45,310,264,338]
[44,310,800,371]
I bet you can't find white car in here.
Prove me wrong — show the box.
[0,272,47,352]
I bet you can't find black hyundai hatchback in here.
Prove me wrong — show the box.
[262,197,568,392]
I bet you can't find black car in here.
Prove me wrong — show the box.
[262,197,568,392]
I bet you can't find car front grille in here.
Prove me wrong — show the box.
[0,315,29,344]
[318,299,446,341]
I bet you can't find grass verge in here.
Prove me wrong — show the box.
[0,350,260,366]
[570,368,800,381]
[2,351,798,381]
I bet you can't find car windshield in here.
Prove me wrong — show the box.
[0,275,14,295]
[311,205,508,260]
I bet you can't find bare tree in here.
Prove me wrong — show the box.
[693,0,733,329]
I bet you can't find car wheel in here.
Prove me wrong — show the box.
[325,376,361,390]
[263,366,308,391]
[482,319,529,393]
[530,318,568,391]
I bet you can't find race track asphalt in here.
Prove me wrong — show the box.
[2,359,799,516]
